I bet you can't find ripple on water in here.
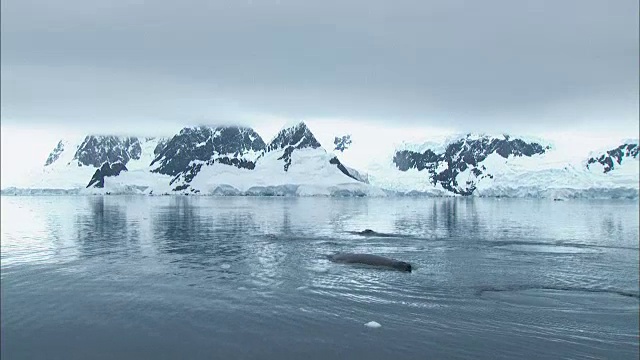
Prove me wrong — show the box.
[305,261,447,311]
[498,244,600,254]
[478,285,640,311]
[489,240,639,254]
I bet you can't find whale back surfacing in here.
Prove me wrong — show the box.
[328,253,412,272]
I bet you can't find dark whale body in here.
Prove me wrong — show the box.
[346,229,396,237]
[328,253,412,272]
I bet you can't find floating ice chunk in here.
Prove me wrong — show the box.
[364,321,381,328]
[220,264,231,270]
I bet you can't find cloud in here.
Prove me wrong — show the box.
[1,0,638,134]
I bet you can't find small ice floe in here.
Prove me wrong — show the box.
[220,264,231,270]
[364,321,381,328]
[309,264,329,273]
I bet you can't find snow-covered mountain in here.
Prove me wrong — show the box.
[378,134,638,198]
[45,135,165,170]
[265,121,322,171]
[41,122,376,196]
[393,134,550,195]
[586,142,638,173]
[259,122,362,182]
[2,126,637,198]
[159,122,379,195]
[72,135,143,168]
[24,136,167,190]
[149,125,266,191]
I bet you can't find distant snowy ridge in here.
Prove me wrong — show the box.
[382,134,638,198]
[586,141,638,173]
[393,134,550,195]
[43,135,168,170]
[23,136,167,190]
[2,126,637,198]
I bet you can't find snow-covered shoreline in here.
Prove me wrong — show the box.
[3,185,637,199]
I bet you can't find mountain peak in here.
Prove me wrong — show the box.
[44,135,146,168]
[267,121,320,151]
[266,121,321,171]
[150,125,266,188]
[279,119,307,130]
[72,135,143,167]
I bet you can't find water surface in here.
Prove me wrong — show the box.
[1,196,638,359]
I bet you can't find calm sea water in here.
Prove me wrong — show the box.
[1,196,638,360]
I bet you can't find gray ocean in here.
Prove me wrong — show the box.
[1,196,638,359]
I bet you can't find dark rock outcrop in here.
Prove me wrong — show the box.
[44,141,65,166]
[586,143,638,173]
[153,137,169,156]
[150,125,266,187]
[86,162,128,188]
[334,135,352,152]
[393,134,550,195]
[74,136,142,167]
[44,136,167,169]
[329,156,359,181]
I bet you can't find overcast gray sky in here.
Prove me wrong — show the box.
[1,0,638,135]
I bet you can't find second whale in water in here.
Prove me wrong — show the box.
[328,253,412,272]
